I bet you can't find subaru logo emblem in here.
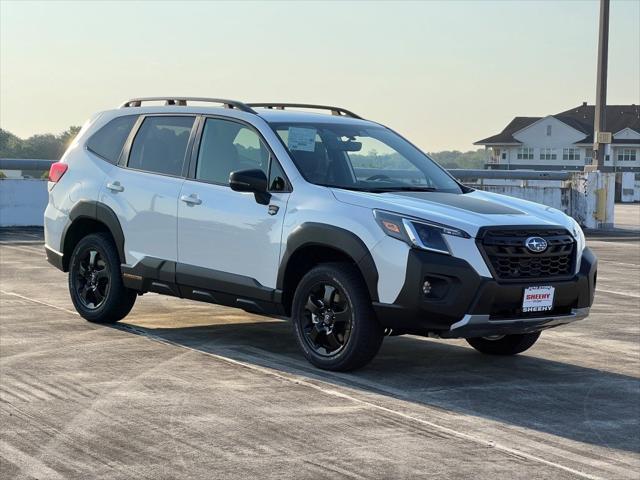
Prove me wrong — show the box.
[525,236,548,253]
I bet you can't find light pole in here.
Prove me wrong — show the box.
[587,0,614,230]
[593,0,610,168]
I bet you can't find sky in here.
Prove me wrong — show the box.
[1,0,639,151]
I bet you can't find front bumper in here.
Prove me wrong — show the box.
[45,245,64,271]
[373,246,597,338]
[443,307,590,339]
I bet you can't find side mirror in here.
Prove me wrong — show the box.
[229,169,271,205]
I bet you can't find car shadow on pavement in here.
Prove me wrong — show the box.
[113,319,640,454]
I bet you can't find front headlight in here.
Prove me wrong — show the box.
[373,210,470,255]
[570,217,586,253]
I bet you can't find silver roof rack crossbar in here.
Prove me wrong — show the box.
[248,103,362,119]
[119,97,257,114]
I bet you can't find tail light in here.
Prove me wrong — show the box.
[48,162,68,183]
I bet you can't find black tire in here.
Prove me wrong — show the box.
[291,262,383,371]
[68,232,137,323]
[466,332,541,355]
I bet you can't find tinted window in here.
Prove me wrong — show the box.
[128,116,194,176]
[269,159,287,191]
[196,118,269,184]
[86,115,137,164]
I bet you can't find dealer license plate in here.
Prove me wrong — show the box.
[522,286,555,313]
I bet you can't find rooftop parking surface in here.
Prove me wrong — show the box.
[1,218,639,479]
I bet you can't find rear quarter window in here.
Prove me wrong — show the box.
[86,115,138,164]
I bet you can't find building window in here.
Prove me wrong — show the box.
[618,149,637,162]
[563,148,580,161]
[539,148,557,160]
[517,147,534,160]
[546,125,552,136]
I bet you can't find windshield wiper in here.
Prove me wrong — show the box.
[321,185,384,193]
[321,184,439,193]
[368,186,439,193]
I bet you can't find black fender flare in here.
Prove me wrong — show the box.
[62,201,126,264]
[276,223,379,302]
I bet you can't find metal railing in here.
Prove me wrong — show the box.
[448,169,574,181]
[352,167,574,182]
[0,159,56,171]
[1,158,575,183]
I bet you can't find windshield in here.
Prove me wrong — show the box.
[270,122,462,193]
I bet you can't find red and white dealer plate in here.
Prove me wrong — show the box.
[522,286,555,313]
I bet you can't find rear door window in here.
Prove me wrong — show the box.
[86,115,138,164]
[128,116,195,176]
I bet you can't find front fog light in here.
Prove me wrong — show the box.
[421,276,450,299]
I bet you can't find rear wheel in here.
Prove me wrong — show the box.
[466,332,541,355]
[291,263,383,371]
[68,233,136,323]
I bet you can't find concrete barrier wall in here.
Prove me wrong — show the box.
[0,179,48,227]
[470,172,615,229]
[572,171,616,229]
[620,172,640,203]
[474,184,570,214]
[0,172,617,229]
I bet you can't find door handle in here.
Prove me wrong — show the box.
[180,194,202,206]
[106,181,124,192]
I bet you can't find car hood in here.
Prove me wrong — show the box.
[330,188,574,238]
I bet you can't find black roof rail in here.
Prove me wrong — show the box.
[119,97,257,114]
[248,103,362,119]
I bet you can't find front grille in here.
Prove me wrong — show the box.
[478,227,576,281]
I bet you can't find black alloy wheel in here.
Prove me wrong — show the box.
[68,232,137,323]
[301,282,353,356]
[74,247,110,309]
[291,262,384,371]
[466,331,541,355]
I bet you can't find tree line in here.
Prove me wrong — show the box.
[0,127,81,161]
[0,127,486,169]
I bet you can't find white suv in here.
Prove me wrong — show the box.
[45,97,597,371]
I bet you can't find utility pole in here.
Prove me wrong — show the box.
[593,0,610,168]
[587,0,614,230]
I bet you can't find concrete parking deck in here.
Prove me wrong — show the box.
[615,203,640,231]
[1,228,639,479]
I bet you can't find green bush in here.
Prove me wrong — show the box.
[0,126,81,160]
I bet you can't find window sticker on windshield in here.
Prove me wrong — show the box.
[287,127,317,152]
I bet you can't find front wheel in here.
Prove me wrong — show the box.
[466,332,541,355]
[291,263,383,371]
[68,232,137,323]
